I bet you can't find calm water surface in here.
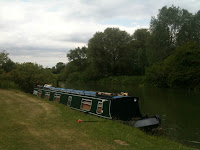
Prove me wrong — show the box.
[63,82,200,149]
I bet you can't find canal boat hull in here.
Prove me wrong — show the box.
[33,87,160,129]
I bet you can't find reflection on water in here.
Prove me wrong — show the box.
[63,82,200,149]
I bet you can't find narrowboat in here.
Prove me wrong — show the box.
[33,87,161,129]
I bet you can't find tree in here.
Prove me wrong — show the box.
[145,42,200,89]
[67,46,87,62]
[87,27,132,76]
[0,50,9,67]
[67,46,88,71]
[9,62,56,93]
[59,46,88,81]
[87,32,108,77]
[147,5,192,64]
[52,62,65,74]
[130,29,150,75]
[0,50,15,73]
[177,10,200,45]
[0,50,9,66]
[193,11,200,43]
[1,59,15,72]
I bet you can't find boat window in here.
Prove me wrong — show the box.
[97,101,103,114]
[54,93,60,103]
[67,96,72,106]
[37,90,42,97]
[81,99,92,111]
[33,90,38,96]
[45,92,50,100]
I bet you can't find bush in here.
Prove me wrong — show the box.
[144,62,169,87]
[7,63,56,93]
[145,42,200,90]
[0,80,19,89]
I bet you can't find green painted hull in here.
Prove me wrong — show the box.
[33,87,161,129]
[34,88,112,119]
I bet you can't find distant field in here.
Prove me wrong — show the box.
[0,89,192,150]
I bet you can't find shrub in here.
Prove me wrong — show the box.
[0,80,19,89]
[145,42,200,90]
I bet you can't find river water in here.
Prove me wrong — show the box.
[63,82,200,149]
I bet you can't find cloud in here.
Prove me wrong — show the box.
[0,0,199,67]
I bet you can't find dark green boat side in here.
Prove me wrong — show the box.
[33,87,142,120]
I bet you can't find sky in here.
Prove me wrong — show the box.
[0,0,200,68]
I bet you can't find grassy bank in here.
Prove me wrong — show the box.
[0,89,192,150]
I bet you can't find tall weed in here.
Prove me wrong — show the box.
[0,80,19,89]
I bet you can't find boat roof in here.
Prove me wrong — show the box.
[40,87,131,99]
[43,87,97,96]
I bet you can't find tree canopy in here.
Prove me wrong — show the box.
[8,63,56,92]
[67,47,87,62]
[0,51,57,92]
[145,42,200,89]
[52,62,65,74]
[0,50,9,66]
[59,5,200,90]
[1,5,200,91]
[0,51,15,73]
[87,27,132,76]
[147,5,198,65]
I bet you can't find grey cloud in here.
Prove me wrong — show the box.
[55,32,93,43]
[62,0,200,22]
[1,44,69,57]
[1,0,199,67]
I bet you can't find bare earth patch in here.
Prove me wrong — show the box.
[114,139,129,146]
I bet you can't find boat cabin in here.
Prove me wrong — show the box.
[33,87,142,121]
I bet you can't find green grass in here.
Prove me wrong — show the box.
[0,89,193,150]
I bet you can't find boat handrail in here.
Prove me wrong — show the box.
[38,87,128,98]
